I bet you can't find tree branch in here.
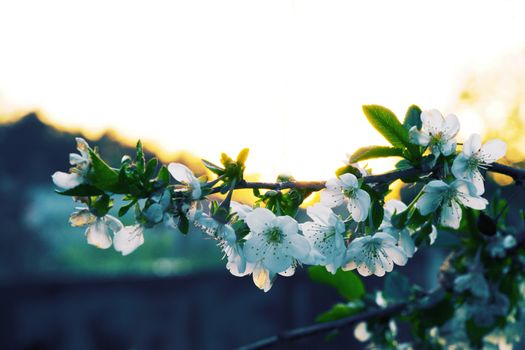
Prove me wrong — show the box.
[237,302,408,350]
[224,162,524,193]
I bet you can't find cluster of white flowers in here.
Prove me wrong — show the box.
[69,207,145,256]
[53,107,508,292]
[411,109,506,229]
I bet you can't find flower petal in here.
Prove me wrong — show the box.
[347,189,370,222]
[113,225,144,256]
[416,193,442,216]
[451,153,469,180]
[325,177,343,192]
[478,139,507,163]
[441,139,457,156]
[339,173,358,189]
[243,233,268,262]
[440,200,462,229]
[69,209,96,227]
[275,215,299,236]
[320,190,345,208]
[285,234,311,261]
[246,207,275,233]
[306,203,335,226]
[86,219,112,249]
[462,134,481,157]
[52,171,83,190]
[263,244,293,273]
[442,114,460,139]
[409,126,431,146]
[167,162,197,184]
[421,109,444,135]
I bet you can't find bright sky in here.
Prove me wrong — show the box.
[1,0,524,181]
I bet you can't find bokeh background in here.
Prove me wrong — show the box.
[1,1,525,349]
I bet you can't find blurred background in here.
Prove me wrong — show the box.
[1,1,525,349]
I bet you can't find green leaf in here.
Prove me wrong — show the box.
[316,302,364,323]
[56,184,105,197]
[370,200,384,231]
[144,158,158,179]
[118,200,137,217]
[202,159,224,175]
[403,105,422,130]
[135,140,145,175]
[178,214,189,234]
[362,105,410,148]
[335,164,364,178]
[156,165,170,185]
[308,266,365,300]
[220,152,234,167]
[349,146,404,163]
[92,194,112,217]
[87,149,120,191]
[236,148,249,165]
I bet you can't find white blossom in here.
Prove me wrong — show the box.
[113,224,145,256]
[452,133,507,194]
[167,162,202,199]
[69,208,123,249]
[343,232,408,277]
[409,109,459,156]
[380,200,415,258]
[52,138,91,190]
[300,203,346,273]
[416,180,488,229]
[320,173,371,222]
[243,208,310,276]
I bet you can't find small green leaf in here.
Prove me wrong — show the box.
[308,266,365,300]
[92,194,112,217]
[202,159,224,175]
[118,200,137,217]
[220,153,234,167]
[144,158,158,179]
[156,165,170,185]
[316,302,364,323]
[236,148,249,165]
[370,200,384,231]
[403,105,422,130]
[56,184,105,197]
[349,146,404,163]
[178,215,189,234]
[87,149,120,191]
[362,105,410,148]
[135,140,145,174]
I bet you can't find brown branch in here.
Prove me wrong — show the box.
[237,302,408,350]
[222,162,524,193]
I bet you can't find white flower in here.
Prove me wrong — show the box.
[343,232,407,277]
[113,224,145,256]
[452,133,507,195]
[193,210,237,243]
[409,109,459,156]
[243,208,310,275]
[230,201,253,221]
[168,163,202,199]
[380,200,415,258]
[416,180,488,229]
[320,173,371,222]
[69,208,123,249]
[300,203,346,273]
[52,138,91,190]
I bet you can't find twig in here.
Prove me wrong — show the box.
[215,162,524,194]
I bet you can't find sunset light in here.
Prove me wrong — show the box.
[1,0,525,180]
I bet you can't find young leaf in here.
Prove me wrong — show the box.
[202,159,224,175]
[236,148,249,165]
[135,140,145,175]
[144,158,158,180]
[56,184,105,197]
[349,146,403,163]
[362,105,410,148]
[403,104,422,130]
[316,302,364,323]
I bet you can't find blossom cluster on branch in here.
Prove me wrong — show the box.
[53,104,525,349]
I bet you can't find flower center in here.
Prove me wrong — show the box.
[343,187,356,198]
[467,157,480,170]
[265,227,284,243]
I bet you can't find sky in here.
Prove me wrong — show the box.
[1,0,525,181]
